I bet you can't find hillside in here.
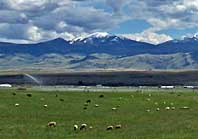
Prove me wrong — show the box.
[0,32,198,70]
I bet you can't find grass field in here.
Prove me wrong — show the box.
[0,88,198,139]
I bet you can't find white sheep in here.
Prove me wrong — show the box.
[80,123,87,130]
[15,103,20,107]
[171,107,175,110]
[146,109,151,112]
[106,125,113,130]
[165,107,170,110]
[74,124,78,131]
[156,108,160,111]
[95,104,99,107]
[180,106,190,110]
[43,104,48,108]
[112,107,117,111]
[48,121,56,127]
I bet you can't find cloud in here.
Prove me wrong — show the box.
[0,0,125,42]
[106,0,129,14]
[0,0,197,43]
[121,30,172,44]
[118,0,198,43]
[0,10,28,24]
[128,0,198,30]
[181,32,198,39]
[34,6,121,33]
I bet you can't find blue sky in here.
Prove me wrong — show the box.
[0,0,197,44]
[111,20,152,34]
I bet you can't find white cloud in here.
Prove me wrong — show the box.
[121,30,172,44]
[0,0,125,42]
[182,32,198,39]
[26,25,76,41]
[128,0,198,30]
[0,10,28,24]
[0,0,197,43]
[106,0,129,14]
[27,26,43,41]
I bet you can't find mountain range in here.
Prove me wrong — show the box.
[1,32,198,70]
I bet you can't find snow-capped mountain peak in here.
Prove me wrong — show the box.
[70,32,114,44]
[69,32,133,46]
[75,32,110,41]
[87,32,110,38]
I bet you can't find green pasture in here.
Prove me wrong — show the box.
[0,88,198,139]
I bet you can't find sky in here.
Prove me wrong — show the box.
[0,0,197,44]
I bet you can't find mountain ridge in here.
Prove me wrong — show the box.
[0,32,198,70]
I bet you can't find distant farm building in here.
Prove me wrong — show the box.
[160,86,175,89]
[0,84,12,88]
[184,86,194,89]
[184,86,198,89]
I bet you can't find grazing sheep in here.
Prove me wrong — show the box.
[148,94,152,97]
[95,104,99,107]
[80,124,87,130]
[180,106,190,110]
[15,103,20,107]
[59,99,64,102]
[156,108,160,111]
[86,100,91,103]
[106,125,113,130]
[165,107,170,110]
[27,94,32,97]
[115,124,122,129]
[48,121,56,127]
[146,109,151,112]
[163,101,167,104]
[99,95,104,98]
[112,107,117,111]
[43,104,48,108]
[89,126,93,129]
[171,107,175,110]
[74,125,78,131]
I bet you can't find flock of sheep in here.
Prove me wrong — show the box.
[12,91,191,133]
[13,92,123,132]
[47,122,122,131]
[145,93,190,112]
